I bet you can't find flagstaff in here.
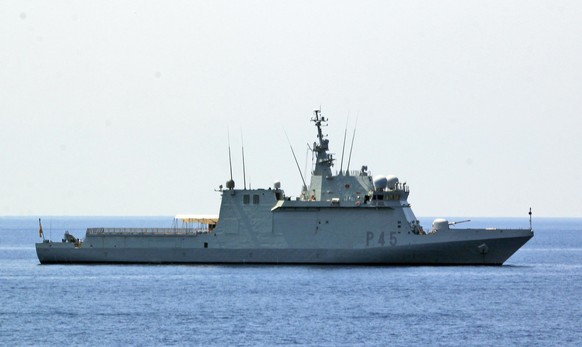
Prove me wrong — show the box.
[38,218,45,241]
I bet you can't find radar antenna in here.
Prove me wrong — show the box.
[311,109,334,176]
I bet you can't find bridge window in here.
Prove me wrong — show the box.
[243,195,250,204]
[253,194,260,204]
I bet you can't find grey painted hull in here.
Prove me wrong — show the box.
[36,229,532,265]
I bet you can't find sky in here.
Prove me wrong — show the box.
[1,1,581,218]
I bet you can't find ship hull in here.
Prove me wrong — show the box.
[36,232,532,266]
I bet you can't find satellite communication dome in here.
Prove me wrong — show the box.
[386,175,399,190]
[274,180,281,190]
[373,175,388,191]
[226,179,235,189]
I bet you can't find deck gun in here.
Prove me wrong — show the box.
[449,220,471,226]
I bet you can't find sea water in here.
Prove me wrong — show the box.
[0,217,580,346]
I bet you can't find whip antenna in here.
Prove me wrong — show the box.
[226,129,235,190]
[339,116,349,175]
[285,131,308,193]
[346,116,359,175]
[241,130,247,190]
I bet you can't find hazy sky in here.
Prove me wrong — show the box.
[1,1,581,218]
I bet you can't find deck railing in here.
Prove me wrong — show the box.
[86,228,212,236]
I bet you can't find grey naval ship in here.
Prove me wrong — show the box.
[36,110,533,265]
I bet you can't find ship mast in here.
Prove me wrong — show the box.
[311,110,334,176]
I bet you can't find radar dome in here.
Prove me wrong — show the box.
[226,179,235,189]
[273,180,281,190]
[386,175,399,190]
[373,175,388,191]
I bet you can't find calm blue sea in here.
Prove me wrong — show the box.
[0,216,580,346]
